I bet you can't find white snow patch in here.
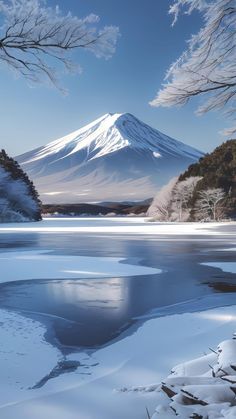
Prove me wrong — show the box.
[0,250,161,283]
[0,309,60,405]
[202,262,236,274]
[217,247,236,252]
[42,192,64,196]
[153,152,161,158]
[0,217,234,236]
[152,336,236,418]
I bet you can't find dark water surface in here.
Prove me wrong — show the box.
[0,219,236,352]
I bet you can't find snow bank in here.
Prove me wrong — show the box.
[152,336,236,418]
[0,309,60,405]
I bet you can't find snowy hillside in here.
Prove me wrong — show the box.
[17,113,203,204]
[0,150,41,222]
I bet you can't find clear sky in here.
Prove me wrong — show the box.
[0,0,229,156]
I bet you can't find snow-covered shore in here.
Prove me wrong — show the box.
[0,216,235,236]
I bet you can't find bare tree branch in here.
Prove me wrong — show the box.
[0,0,119,90]
[150,0,236,134]
[195,188,226,220]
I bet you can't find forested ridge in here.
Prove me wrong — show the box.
[148,140,236,221]
[179,140,236,218]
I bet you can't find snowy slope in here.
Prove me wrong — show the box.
[17,113,203,203]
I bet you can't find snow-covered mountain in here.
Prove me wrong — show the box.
[17,113,203,203]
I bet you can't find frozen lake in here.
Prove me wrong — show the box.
[0,217,236,352]
[0,217,236,419]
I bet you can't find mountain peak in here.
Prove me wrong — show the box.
[19,112,202,166]
[99,112,137,124]
[17,112,203,204]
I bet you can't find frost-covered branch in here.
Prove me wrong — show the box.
[148,176,201,222]
[171,176,201,221]
[195,187,226,220]
[0,0,119,89]
[147,178,177,220]
[151,0,236,134]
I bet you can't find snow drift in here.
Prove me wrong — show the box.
[152,336,236,418]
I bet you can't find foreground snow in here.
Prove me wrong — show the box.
[152,336,236,419]
[151,249,236,418]
[1,305,236,418]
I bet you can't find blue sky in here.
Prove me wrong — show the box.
[0,0,229,156]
